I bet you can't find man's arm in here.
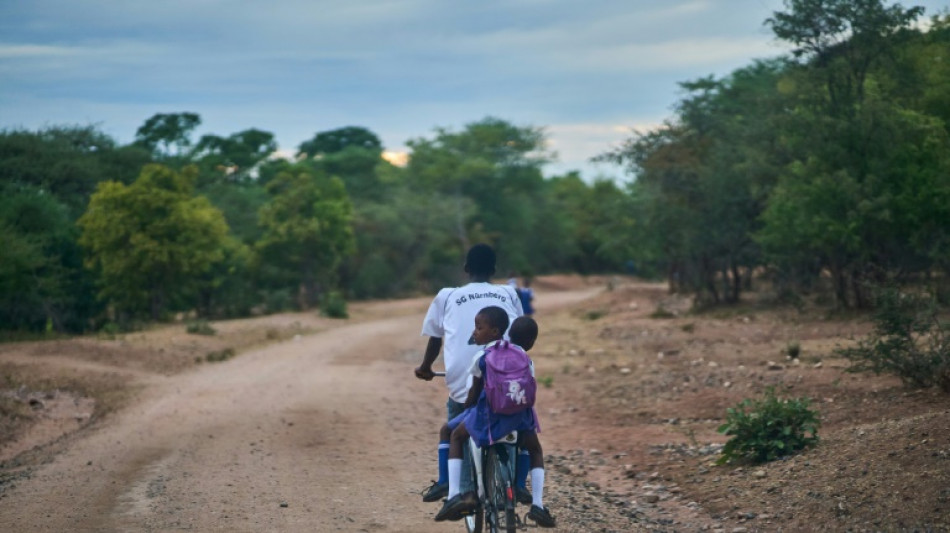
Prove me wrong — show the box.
[414,336,443,380]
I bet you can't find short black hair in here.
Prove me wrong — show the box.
[477,305,509,333]
[509,316,538,351]
[465,244,496,277]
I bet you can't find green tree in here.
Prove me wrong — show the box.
[0,126,151,332]
[316,146,389,201]
[601,61,790,303]
[758,0,941,307]
[404,117,554,274]
[134,112,202,160]
[192,128,277,184]
[0,126,150,217]
[0,190,79,332]
[547,172,633,274]
[343,188,473,298]
[766,0,924,114]
[296,127,388,201]
[256,167,354,309]
[78,164,231,321]
[298,126,382,157]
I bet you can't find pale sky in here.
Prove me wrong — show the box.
[1,1,946,181]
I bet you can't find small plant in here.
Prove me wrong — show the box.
[835,286,950,391]
[785,341,801,359]
[716,387,819,465]
[584,309,607,321]
[650,307,676,319]
[205,347,236,363]
[320,291,348,319]
[681,323,695,333]
[97,322,121,340]
[186,320,216,336]
[538,376,554,388]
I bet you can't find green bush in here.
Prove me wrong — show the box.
[320,291,348,319]
[583,309,607,320]
[716,387,819,465]
[262,288,293,313]
[205,347,235,363]
[835,286,950,390]
[186,320,216,336]
[97,322,121,340]
[786,341,801,359]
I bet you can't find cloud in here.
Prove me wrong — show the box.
[543,119,663,178]
[1,0,878,182]
[0,44,79,58]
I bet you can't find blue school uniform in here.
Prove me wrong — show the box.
[447,349,538,447]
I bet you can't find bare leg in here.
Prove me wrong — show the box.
[518,431,544,469]
[449,422,470,459]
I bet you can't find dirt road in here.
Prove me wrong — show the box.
[1,288,601,532]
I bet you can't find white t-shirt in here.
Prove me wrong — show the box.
[422,282,523,402]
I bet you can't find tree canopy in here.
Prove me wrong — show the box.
[4,0,949,333]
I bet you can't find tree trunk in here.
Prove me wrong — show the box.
[730,262,742,304]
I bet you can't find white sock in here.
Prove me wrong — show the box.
[448,458,462,499]
[530,468,545,508]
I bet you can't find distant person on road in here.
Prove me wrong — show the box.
[415,244,523,503]
[518,276,535,317]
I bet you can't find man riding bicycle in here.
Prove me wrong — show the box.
[415,244,524,503]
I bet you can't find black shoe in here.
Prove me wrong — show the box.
[515,486,533,505]
[421,481,448,502]
[434,492,477,522]
[527,505,556,528]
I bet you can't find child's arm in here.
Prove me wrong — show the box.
[463,375,483,408]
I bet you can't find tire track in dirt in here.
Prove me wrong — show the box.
[0,287,604,532]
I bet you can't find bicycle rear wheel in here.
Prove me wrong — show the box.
[484,447,516,533]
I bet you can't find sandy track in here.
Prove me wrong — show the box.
[1,288,600,532]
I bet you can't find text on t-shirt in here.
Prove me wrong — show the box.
[455,290,510,306]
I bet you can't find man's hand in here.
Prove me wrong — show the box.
[416,337,442,381]
[415,365,435,381]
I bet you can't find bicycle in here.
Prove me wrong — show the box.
[433,372,523,533]
[464,428,521,533]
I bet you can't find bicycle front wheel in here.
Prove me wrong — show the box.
[484,447,516,533]
[464,455,484,533]
[464,508,483,533]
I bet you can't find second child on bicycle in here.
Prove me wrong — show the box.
[434,308,556,527]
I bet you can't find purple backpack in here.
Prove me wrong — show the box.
[483,341,536,415]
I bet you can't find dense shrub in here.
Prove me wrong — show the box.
[320,291,348,319]
[717,387,820,465]
[186,320,216,336]
[836,287,950,391]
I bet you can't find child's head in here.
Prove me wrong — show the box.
[509,316,538,351]
[472,306,509,345]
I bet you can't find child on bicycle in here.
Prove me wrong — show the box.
[434,308,556,528]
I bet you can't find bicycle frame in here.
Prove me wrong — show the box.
[430,372,519,532]
[467,432,519,533]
